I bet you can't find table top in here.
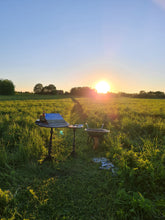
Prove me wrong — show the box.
[68,124,83,129]
[35,120,69,128]
[85,128,110,133]
[85,128,110,137]
[35,113,69,128]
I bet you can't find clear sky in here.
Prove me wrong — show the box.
[0,0,165,93]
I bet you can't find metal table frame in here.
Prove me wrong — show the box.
[35,121,69,161]
[68,125,83,156]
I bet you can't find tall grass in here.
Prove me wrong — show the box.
[78,96,165,218]
[0,95,164,219]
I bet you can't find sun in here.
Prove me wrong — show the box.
[95,81,110,94]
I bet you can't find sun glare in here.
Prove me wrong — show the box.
[95,81,110,94]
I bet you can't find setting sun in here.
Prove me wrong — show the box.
[95,81,110,94]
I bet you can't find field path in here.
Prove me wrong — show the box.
[69,97,87,124]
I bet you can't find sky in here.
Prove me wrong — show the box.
[0,0,165,93]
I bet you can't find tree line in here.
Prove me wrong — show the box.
[33,84,96,96]
[1,79,165,99]
[118,90,165,99]
[69,88,165,99]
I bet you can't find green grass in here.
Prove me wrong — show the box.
[0,94,165,219]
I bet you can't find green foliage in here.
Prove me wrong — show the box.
[78,97,165,218]
[0,79,15,95]
[70,87,96,97]
[137,90,165,98]
[33,83,57,95]
[0,95,165,219]
[0,188,13,216]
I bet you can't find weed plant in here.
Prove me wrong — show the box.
[0,95,164,219]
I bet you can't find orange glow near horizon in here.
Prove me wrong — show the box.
[95,81,110,94]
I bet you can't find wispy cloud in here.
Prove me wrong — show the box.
[152,0,165,10]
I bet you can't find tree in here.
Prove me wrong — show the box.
[139,90,146,98]
[70,87,96,97]
[33,83,56,94]
[47,84,56,94]
[33,83,43,94]
[137,90,165,98]
[154,91,165,98]
[0,79,15,95]
[42,84,56,94]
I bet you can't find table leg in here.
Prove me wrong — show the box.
[43,127,53,162]
[71,128,76,156]
[48,127,53,159]
[93,136,99,150]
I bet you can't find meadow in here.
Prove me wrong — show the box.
[0,94,165,219]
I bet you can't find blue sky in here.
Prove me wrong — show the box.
[0,0,165,93]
